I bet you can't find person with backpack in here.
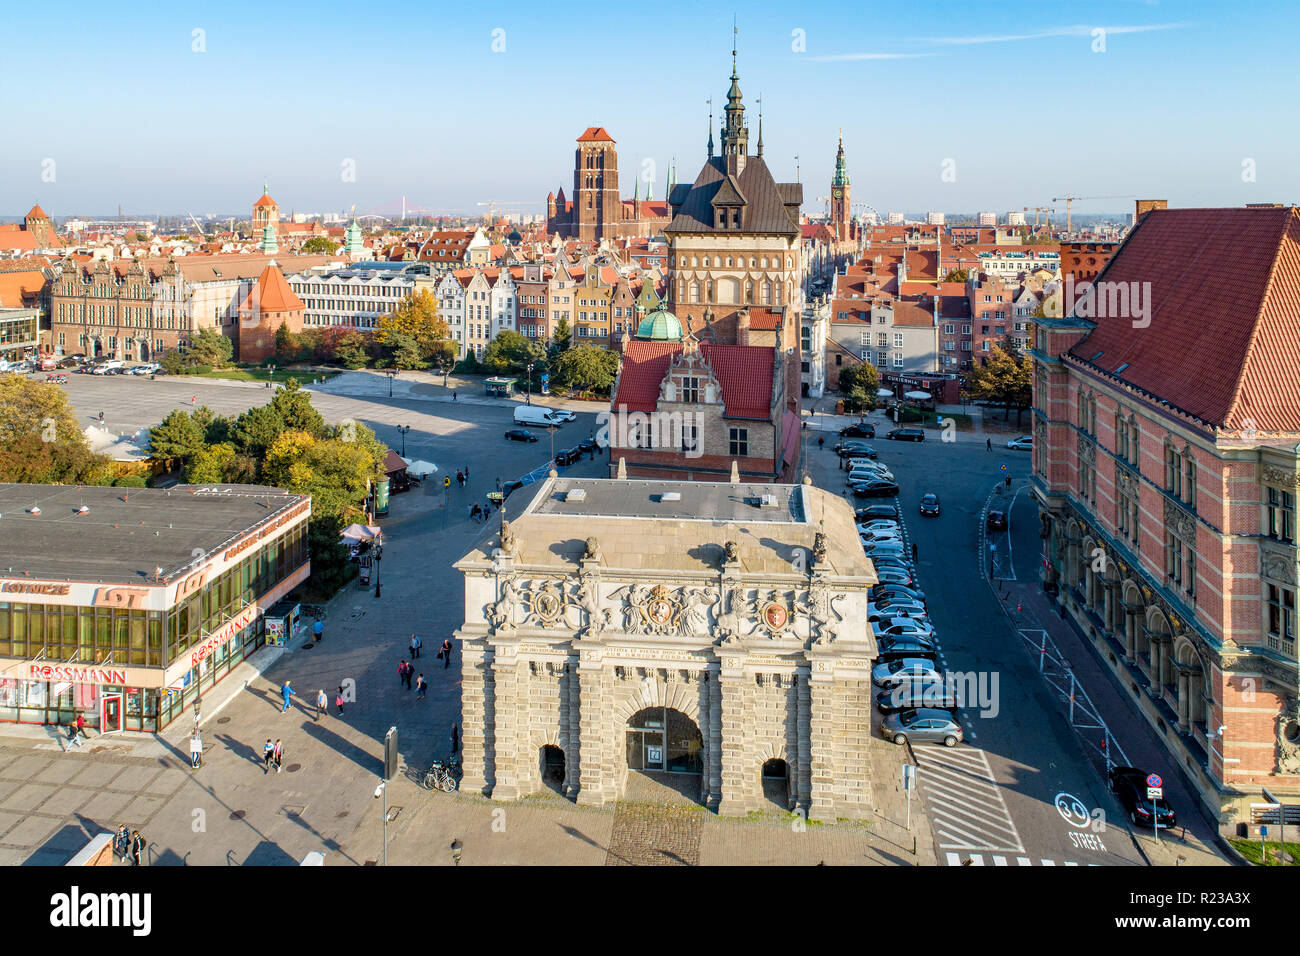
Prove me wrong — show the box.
[416,674,427,700]
[273,739,284,773]
[114,825,131,863]
[190,729,203,769]
[440,639,453,669]
[263,738,275,773]
[335,686,345,716]
[130,830,144,866]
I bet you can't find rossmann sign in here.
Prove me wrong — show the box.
[28,664,128,685]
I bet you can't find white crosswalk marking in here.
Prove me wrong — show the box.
[945,852,1095,867]
[915,745,1024,853]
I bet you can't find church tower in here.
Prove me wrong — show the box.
[720,41,749,169]
[572,127,621,241]
[830,133,851,242]
[253,182,279,232]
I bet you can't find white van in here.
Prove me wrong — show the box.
[514,405,564,427]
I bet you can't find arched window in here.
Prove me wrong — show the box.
[703,257,710,268]
[1183,444,1196,509]
[762,257,769,269]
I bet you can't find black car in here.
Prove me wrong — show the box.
[986,510,1007,531]
[839,422,876,439]
[501,479,525,499]
[856,505,900,522]
[919,493,940,516]
[836,441,875,458]
[875,682,958,714]
[504,429,539,443]
[555,447,582,466]
[851,479,900,498]
[56,355,86,369]
[1109,766,1177,828]
[871,584,927,605]
[887,427,925,442]
[577,437,599,454]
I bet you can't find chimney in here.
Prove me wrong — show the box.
[1134,199,1167,224]
[616,457,627,480]
[736,307,751,346]
[730,461,740,483]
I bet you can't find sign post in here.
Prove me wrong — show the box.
[902,764,915,830]
[1146,773,1163,841]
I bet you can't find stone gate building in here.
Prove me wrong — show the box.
[452,474,877,820]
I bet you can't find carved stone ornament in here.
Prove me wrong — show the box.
[813,532,828,567]
[499,517,517,556]
[583,536,603,563]
[1162,498,1195,544]
[1277,696,1300,775]
[1076,433,1096,464]
[1262,465,1300,488]
[807,579,846,646]
[723,540,740,564]
[1262,548,1298,586]
[758,596,792,636]
[715,583,746,646]
[576,575,610,637]
[488,574,521,632]
[526,580,566,627]
[1116,466,1136,497]
[615,583,683,636]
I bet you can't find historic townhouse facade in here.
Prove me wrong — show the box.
[435,270,468,356]
[453,476,877,820]
[290,265,436,332]
[1031,206,1300,823]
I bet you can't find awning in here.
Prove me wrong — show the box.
[877,388,894,398]
[904,390,932,400]
[340,523,382,543]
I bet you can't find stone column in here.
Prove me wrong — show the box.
[1123,608,1137,662]
[489,643,521,801]
[795,667,811,814]
[706,664,723,810]
[1102,582,1114,632]
[458,636,492,795]
[1176,668,1190,732]
[575,653,613,806]
[564,658,580,798]
[807,660,837,822]
[716,655,750,817]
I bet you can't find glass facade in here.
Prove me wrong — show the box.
[0,522,308,733]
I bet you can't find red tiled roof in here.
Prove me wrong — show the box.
[577,127,615,143]
[699,343,773,418]
[1066,206,1300,432]
[254,193,277,208]
[746,307,783,331]
[613,340,680,413]
[240,263,304,313]
[0,270,46,308]
[26,204,48,219]
[893,300,935,327]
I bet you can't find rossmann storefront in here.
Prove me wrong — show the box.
[0,485,311,733]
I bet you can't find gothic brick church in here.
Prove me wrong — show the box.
[545,128,672,241]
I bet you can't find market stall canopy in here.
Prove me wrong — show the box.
[382,449,407,475]
[876,388,894,398]
[340,523,382,543]
[404,459,438,478]
[86,425,151,462]
[904,390,932,400]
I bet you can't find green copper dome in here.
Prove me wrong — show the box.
[636,308,682,341]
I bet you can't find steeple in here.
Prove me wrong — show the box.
[720,22,749,160]
[707,98,714,158]
[757,95,764,158]
[833,130,850,187]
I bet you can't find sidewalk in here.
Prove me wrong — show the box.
[799,402,1030,445]
[307,369,598,415]
[996,578,1228,866]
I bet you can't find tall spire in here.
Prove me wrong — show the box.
[721,20,749,159]
[833,130,850,187]
[707,97,714,158]
[757,94,764,158]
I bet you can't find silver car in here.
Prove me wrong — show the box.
[880,708,964,747]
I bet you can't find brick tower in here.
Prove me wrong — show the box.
[572,127,620,241]
[830,133,851,242]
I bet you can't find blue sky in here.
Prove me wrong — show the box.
[2,0,1296,219]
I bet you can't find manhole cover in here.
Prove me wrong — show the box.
[302,643,315,650]
[287,763,302,773]
[218,717,231,724]
[336,810,349,819]
[229,810,246,820]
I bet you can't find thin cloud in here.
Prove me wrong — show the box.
[922,22,1189,45]
[809,52,936,61]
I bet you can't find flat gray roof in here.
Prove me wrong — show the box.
[0,484,307,585]
[524,477,806,524]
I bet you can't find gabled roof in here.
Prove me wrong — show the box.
[613,340,774,419]
[665,156,800,237]
[26,204,48,219]
[577,127,615,143]
[712,174,746,207]
[1065,206,1300,432]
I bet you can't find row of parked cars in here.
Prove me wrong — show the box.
[854,504,966,749]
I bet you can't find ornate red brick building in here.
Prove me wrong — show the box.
[546,128,671,241]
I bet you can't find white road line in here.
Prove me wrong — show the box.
[915,745,1025,854]
[1040,859,1055,866]
[1017,856,1032,866]
[993,855,1008,866]
[945,852,1094,867]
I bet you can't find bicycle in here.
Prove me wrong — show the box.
[422,754,462,792]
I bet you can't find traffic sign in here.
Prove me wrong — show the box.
[444,476,451,488]
[902,764,915,791]
[1147,786,1163,800]
[1145,773,1163,788]
[1000,462,1007,471]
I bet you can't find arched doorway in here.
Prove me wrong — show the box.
[761,758,790,810]
[626,707,702,775]
[139,340,150,362]
[539,745,565,794]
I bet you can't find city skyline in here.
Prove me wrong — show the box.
[3,0,1296,218]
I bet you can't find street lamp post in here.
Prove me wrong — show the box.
[526,362,534,405]
[373,542,382,599]
[396,425,410,458]
[548,424,556,465]
[386,369,397,397]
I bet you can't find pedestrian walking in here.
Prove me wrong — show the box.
[986,438,992,451]
[450,723,460,755]
[439,638,453,669]
[313,619,324,642]
[130,830,144,867]
[190,729,203,768]
[452,391,457,401]
[65,722,83,750]
[114,825,131,863]
[464,464,469,480]
[75,713,88,741]
[263,738,274,773]
[280,680,292,713]
[410,634,421,659]
[273,739,283,773]
[315,689,326,721]
[335,686,345,716]
[911,541,918,562]
[456,469,465,487]
[416,674,427,700]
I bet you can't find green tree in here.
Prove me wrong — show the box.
[550,317,572,354]
[942,268,969,283]
[386,332,425,370]
[191,405,232,445]
[552,344,620,394]
[230,404,287,463]
[159,350,187,375]
[331,330,370,369]
[962,344,1033,421]
[301,236,339,255]
[146,409,205,462]
[274,322,297,363]
[186,328,233,368]
[483,330,544,374]
[185,442,237,483]
[0,433,114,485]
[268,379,326,436]
[838,360,880,414]
[0,376,82,445]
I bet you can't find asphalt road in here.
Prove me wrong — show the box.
[808,426,1147,867]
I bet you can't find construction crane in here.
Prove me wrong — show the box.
[1023,206,1053,229]
[476,200,533,226]
[815,196,831,219]
[1051,195,1135,234]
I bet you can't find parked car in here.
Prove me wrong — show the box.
[55,354,86,369]
[836,441,875,458]
[504,429,539,443]
[876,636,938,661]
[874,619,935,642]
[848,468,894,485]
[549,408,577,423]
[839,423,875,438]
[871,583,927,604]
[872,658,945,688]
[857,505,899,522]
[875,568,917,587]
[870,554,914,572]
[851,479,900,498]
[860,525,903,541]
[577,437,599,454]
[887,427,925,442]
[843,444,878,459]
[1006,436,1033,450]
[875,682,958,714]
[986,510,1007,532]
[870,600,929,621]
[1108,766,1178,828]
[501,479,525,499]
[857,520,900,534]
[880,708,963,747]
[919,493,941,517]
[845,457,884,471]
[554,447,582,466]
